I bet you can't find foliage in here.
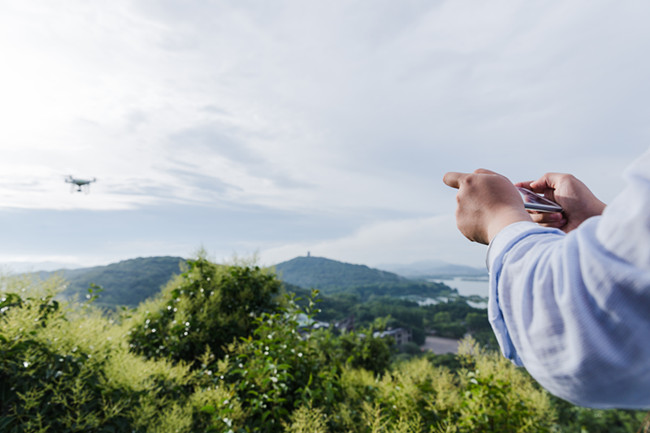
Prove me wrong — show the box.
[316,322,394,375]
[343,281,456,301]
[35,256,187,308]
[197,295,340,431]
[424,301,497,348]
[127,257,281,364]
[194,291,394,431]
[0,275,196,433]
[274,256,406,292]
[330,338,557,433]
[549,396,649,433]
[312,293,493,348]
[1,264,648,433]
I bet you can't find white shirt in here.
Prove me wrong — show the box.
[487,148,650,409]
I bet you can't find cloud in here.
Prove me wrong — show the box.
[2,0,646,213]
[0,0,648,268]
[260,214,488,268]
[169,124,262,166]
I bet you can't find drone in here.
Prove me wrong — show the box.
[65,175,96,193]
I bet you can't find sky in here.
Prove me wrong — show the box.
[1,0,650,272]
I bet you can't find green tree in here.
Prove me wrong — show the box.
[128,257,281,365]
[433,311,452,324]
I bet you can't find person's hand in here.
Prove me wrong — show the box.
[516,173,606,233]
[443,169,532,245]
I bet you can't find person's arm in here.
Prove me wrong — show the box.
[490,161,650,408]
[488,215,650,408]
[445,159,650,408]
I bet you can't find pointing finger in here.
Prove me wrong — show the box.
[443,172,466,189]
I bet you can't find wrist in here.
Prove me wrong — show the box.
[593,200,606,216]
[487,208,532,243]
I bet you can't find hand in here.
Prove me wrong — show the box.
[516,173,606,233]
[443,169,532,245]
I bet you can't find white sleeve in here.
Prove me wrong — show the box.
[486,149,650,409]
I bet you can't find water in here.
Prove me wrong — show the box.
[430,277,489,298]
[415,277,489,308]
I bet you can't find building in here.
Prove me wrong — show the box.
[373,328,412,346]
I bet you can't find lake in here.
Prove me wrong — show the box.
[414,276,489,308]
[430,276,489,297]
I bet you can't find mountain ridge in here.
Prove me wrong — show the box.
[273,255,407,292]
[35,256,187,308]
[20,255,477,308]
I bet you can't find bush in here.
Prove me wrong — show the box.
[0,276,195,433]
[399,341,423,356]
[196,294,340,431]
[127,257,281,365]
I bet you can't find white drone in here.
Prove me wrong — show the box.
[65,175,96,193]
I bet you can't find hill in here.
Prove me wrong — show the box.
[27,255,461,309]
[273,256,406,291]
[36,256,187,308]
[273,256,456,301]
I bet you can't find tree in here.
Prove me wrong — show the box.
[128,257,281,365]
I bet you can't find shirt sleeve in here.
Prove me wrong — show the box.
[486,150,650,409]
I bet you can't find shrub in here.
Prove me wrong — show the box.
[0,276,195,433]
[196,292,342,432]
[127,257,281,365]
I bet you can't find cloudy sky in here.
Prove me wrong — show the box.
[1,0,649,271]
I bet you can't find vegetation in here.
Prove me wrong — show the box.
[274,256,406,292]
[318,281,456,300]
[1,259,648,432]
[26,256,478,349]
[128,259,281,363]
[36,256,186,308]
[29,255,456,309]
[301,290,494,348]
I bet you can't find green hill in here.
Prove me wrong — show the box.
[29,255,456,310]
[37,256,187,308]
[273,256,406,292]
[273,255,455,301]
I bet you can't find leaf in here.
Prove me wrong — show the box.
[200,405,216,415]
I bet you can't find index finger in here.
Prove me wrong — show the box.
[443,172,467,189]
